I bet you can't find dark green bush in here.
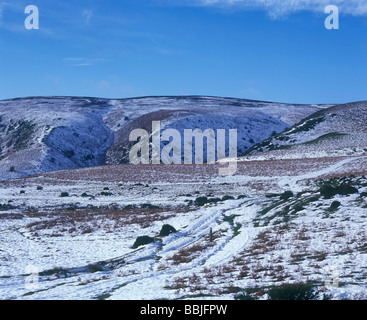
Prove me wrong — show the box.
[265,193,279,198]
[195,196,209,206]
[101,191,113,196]
[159,224,177,237]
[0,203,17,211]
[60,192,69,197]
[293,204,304,213]
[132,236,155,249]
[222,195,235,201]
[329,201,341,211]
[319,185,335,199]
[320,183,358,199]
[336,184,358,196]
[237,195,248,199]
[267,283,318,300]
[280,191,294,201]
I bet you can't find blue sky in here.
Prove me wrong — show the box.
[0,0,366,104]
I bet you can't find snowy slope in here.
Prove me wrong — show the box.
[2,96,367,301]
[0,97,114,180]
[0,96,326,180]
[242,101,367,160]
[100,96,330,164]
[0,155,366,300]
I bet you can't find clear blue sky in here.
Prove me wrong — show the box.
[0,0,366,104]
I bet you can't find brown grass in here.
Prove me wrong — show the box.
[169,241,215,265]
[25,207,183,236]
[4,155,366,187]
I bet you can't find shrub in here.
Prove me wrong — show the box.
[223,214,237,225]
[267,283,318,300]
[319,185,335,199]
[0,203,17,211]
[132,236,155,249]
[292,116,325,134]
[60,192,69,197]
[280,191,294,201]
[159,224,177,237]
[329,201,341,211]
[195,196,209,207]
[336,184,358,196]
[320,183,358,199]
[194,196,225,206]
[36,186,43,191]
[293,204,304,213]
[237,195,248,199]
[9,166,15,172]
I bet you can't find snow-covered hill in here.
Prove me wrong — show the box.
[0,96,327,180]
[3,96,367,301]
[0,97,114,180]
[242,101,367,160]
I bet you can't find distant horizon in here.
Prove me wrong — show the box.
[0,93,356,106]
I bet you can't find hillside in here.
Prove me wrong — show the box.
[0,97,113,181]
[2,96,367,301]
[0,96,328,180]
[242,101,367,160]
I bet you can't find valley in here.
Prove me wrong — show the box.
[0,96,366,300]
